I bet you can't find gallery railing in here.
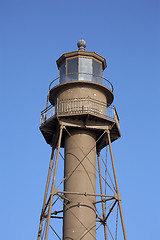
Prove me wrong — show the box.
[49,73,114,92]
[41,97,120,129]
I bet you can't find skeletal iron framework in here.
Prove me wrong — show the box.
[37,41,127,240]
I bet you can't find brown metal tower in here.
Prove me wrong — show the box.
[37,40,127,240]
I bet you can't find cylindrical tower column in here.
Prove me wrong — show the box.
[63,129,96,240]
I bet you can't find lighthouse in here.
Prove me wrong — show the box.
[37,40,127,240]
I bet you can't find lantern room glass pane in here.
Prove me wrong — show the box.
[93,60,102,84]
[67,58,78,81]
[79,58,92,81]
[59,61,66,83]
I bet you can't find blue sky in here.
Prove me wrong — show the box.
[0,0,160,239]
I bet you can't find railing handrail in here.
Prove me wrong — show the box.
[58,96,110,106]
[49,73,114,92]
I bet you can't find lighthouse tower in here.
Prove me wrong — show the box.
[37,40,127,240]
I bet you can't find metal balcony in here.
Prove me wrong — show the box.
[41,96,120,130]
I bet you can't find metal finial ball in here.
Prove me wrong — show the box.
[77,39,86,50]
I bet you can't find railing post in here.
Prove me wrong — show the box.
[88,96,89,113]
[41,111,42,125]
[57,98,58,115]
[113,104,115,120]
[106,104,108,119]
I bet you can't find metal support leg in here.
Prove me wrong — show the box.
[37,147,55,240]
[97,153,108,240]
[107,129,127,240]
[44,125,63,240]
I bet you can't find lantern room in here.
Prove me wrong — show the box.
[56,39,107,84]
